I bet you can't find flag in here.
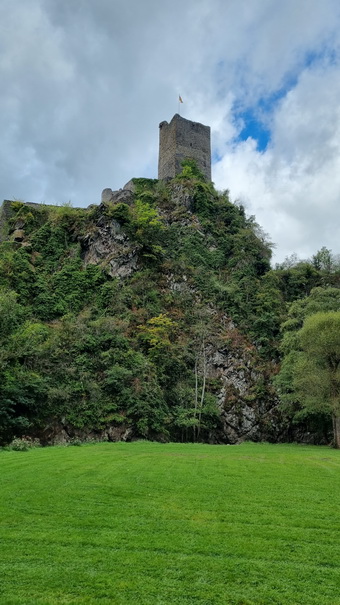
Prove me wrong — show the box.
[179,95,183,103]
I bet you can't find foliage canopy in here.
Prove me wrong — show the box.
[1,171,340,445]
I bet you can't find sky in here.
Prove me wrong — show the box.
[1,0,340,263]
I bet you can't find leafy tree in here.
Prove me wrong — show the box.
[312,247,340,288]
[130,198,165,260]
[282,287,340,331]
[274,261,320,302]
[292,312,340,448]
[276,287,340,443]
[137,313,176,349]
[312,247,334,273]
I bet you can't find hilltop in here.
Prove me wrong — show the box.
[0,163,337,445]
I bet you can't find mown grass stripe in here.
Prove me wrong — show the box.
[1,442,339,604]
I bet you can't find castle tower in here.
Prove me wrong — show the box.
[158,114,211,181]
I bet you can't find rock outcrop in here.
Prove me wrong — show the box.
[82,205,140,278]
[101,187,134,205]
[0,183,289,446]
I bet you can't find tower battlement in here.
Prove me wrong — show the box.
[158,114,211,181]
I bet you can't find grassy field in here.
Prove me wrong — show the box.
[0,441,340,605]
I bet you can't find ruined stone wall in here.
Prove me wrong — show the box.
[0,200,69,243]
[158,114,211,181]
[0,200,14,242]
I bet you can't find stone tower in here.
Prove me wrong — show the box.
[158,114,211,181]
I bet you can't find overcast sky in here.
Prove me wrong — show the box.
[1,0,340,262]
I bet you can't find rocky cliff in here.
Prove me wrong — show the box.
[0,171,291,445]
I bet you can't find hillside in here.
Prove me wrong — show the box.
[0,164,337,445]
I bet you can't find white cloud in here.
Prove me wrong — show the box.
[214,58,340,262]
[1,0,340,260]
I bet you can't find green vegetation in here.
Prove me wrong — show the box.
[0,441,339,604]
[1,169,340,445]
[278,309,340,447]
[276,288,340,445]
[0,176,278,444]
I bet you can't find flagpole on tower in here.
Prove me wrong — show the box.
[178,94,183,115]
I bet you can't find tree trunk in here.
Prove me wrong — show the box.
[193,358,198,442]
[332,415,340,448]
[197,341,206,439]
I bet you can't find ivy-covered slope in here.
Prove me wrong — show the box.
[0,165,335,445]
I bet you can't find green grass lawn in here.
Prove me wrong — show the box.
[1,441,340,605]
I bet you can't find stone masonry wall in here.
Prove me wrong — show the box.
[158,114,211,181]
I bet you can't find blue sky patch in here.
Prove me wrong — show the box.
[234,80,297,151]
[236,109,271,151]
[233,45,339,152]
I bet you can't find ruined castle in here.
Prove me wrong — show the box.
[158,114,211,181]
[0,114,212,223]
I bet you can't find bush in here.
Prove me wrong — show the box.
[8,436,41,451]
[68,438,82,446]
[108,203,131,224]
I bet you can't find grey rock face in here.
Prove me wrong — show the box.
[12,229,25,242]
[82,207,140,278]
[14,218,25,229]
[169,183,195,211]
[39,419,132,445]
[123,179,136,193]
[101,188,134,205]
[101,188,114,203]
[205,345,280,443]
